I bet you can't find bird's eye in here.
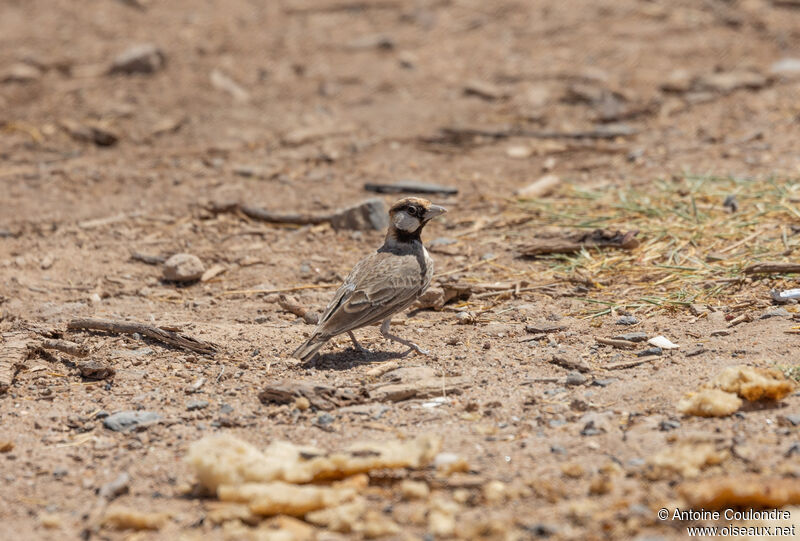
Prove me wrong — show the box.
[407,206,419,216]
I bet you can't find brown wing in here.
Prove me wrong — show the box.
[311,251,426,339]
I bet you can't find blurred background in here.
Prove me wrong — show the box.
[3,0,800,224]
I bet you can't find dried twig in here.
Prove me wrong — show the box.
[277,295,320,324]
[549,355,592,373]
[38,338,89,357]
[519,229,640,256]
[596,337,638,349]
[605,355,661,370]
[223,284,337,296]
[67,318,217,355]
[1,332,32,393]
[743,262,800,275]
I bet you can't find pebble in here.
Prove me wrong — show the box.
[429,237,457,247]
[53,467,69,479]
[647,335,679,349]
[659,419,681,431]
[506,145,533,159]
[592,378,617,387]
[210,68,250,102]
[770,58,800,78]
[684,346,706,357]
[550,445,566,455]
[1,62,42,83]
[315,412,335,426]
[108,43,166,74]
[786,443,800,458]
[615,315,638,325]
[565,372,587,386]
[78,360,115,380]
[613,332,647,342]
[219,404,234,415]
[637,347,662,357]
[163,253,205,282]
[760,307,790,319]
[103,411,161,432]
[781,413,800,426]
[580,412,614,436]
[522,524,558,537]
[98,473,130,501]
[186,400,209,411]
[329,198,388,231]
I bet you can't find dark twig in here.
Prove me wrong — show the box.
[67,318,217,355]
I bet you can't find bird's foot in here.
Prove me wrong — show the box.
[348,331,372,361]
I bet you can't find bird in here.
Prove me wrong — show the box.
[293,197,447,362]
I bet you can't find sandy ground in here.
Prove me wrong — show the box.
[2,1,800,540]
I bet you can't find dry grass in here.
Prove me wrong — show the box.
[515,175,800,316]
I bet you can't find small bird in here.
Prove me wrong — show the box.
[293,197,447,361]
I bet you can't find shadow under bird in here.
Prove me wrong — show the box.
[293,197,447,361]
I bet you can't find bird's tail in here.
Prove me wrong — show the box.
[292,335,328,362]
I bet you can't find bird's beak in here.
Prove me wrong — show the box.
[424,205,447,220]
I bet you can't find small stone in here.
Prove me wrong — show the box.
[463,79,507,100]
[210,68,250,102]
[770,58,800,79]
[53,467,69,479]
[685,346,706,357]
[616,315,638,325]
[108,44,166,75]
[219,403,234,415]
[103,411,161,432]
[580,412,614,436]
[760,308,790,319]
[521,523,559,537]
[316,412,335,426]
[550,445,566,455]
[78,360,115,380]
[647,335,679,349]
[429,237,457,247]
[98,473,130,501]
[786,443,800,458]
[779,413,800,427]
[689,304,708,316]
[659,419,681,431]
[186,400,209,411]
[506,145,533,159]
[400,479,430,500]
[0,441,14,453]
[1,62,42,83]
[592,378,617,387]
[294,397,310,411]
[329,198,388,231]
[695,70,767,93]
[613,332,648,342]
[637,347,662,357]
[565,372,587,386]
[163,253,205,282]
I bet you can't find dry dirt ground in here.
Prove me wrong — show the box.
[2,1,800,540]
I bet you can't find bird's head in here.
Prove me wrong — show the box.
[388,197,447,237]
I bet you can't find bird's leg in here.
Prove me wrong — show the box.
[380,319,430,355]
[347,331,371,360]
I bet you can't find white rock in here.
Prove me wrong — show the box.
[506,145,532,159]
[163,253,205,282]
[770,58,800,78]
[648,335,679,349]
